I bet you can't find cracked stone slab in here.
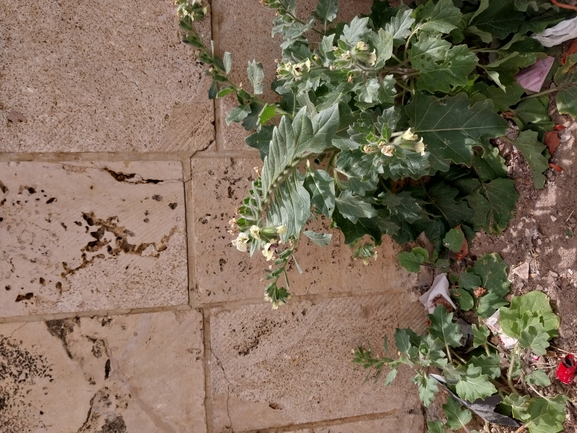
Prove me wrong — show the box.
[208,294,427,432]
[191,157,416,304]
[0,309,206,432]
[0,0,213,152]
[0,161,187,316]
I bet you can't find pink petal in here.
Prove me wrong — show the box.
[515,56,555,92]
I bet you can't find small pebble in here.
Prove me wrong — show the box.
[550,215,557,222]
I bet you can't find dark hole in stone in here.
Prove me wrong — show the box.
[104,359,111,379]
[39,277,45,285]
[0,217,3,222]
[5,285,11,291]
[56,282,62,291]
[27,187,36,194]
[101,414,127,433]
[169,203,178,210]
[46,197,56,204]
[152,195,162,201]
[15,292,33,302]
[82,213,94,226]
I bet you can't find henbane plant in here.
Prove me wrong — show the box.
[176,0,577,307]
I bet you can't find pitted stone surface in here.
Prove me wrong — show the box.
[0,161,187,316]
[0,309,206,432]
[191,157,416,304]
[209,294,427,431]
[0,0,213,152]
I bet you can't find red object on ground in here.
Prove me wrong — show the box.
[556,354,576,384]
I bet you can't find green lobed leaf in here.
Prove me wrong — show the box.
[398,247,429,273]
[471,324,490,348]
[503,394,531,421]
[226,104,251,125]
[525,395,567,433]
[469,253,510,318]
[394,327,421,355]
[384,7,415,47]
[415,0,462,34]
[303,230,332,247]
[413,372,439,407]
[443,227,465,253]
[407,93,508,172]
[469,2,524,39]
[443,397,473,430]
[466,178,518,235]
[455,365,498,401]
[313,0,339,24]
[555,54,577,116]
[409,38,478,93]
[384,368,398,386]
[340,16,371,45]
[332,210,390,245]
[453,288,474,311]
[519,325,551,355]
[500,291,560,340]
[245,125,274,159]
[469,353,501,379]
[427,421,445,433]
[426,182,474,229]
[247,60,265,95]
[304,168,335,217]
[459,272,482,291]
[526,369,551,387]
[371,29,394,69]
[335,190,377,224]
[380,191,423,223]
[428,305,463,348]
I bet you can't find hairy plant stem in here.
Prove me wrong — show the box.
[507,343,521,396]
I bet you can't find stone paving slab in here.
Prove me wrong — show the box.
[208,294,427,432]
[0,308,206,433]
[0,0,213,152]
[0,161,188,316]
[191,157,416,304]
[287,414,424,433]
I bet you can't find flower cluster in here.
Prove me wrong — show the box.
[175,0,208,22]
[363,128,426,157]
[230,218,287,262]
[332,40,377,70]
[276,58,312,81]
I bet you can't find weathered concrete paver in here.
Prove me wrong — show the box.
[0,0,213,152]
[191,156,417,304]
[0,161,188,317]
[0,308,206,432]
[288,414,424,432]
[209,294,427,432]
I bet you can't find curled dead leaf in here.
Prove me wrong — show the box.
[545,130,561,154]
[549,163,563,172]
[432,295,455,312]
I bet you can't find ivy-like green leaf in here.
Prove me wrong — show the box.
[428,305,463,348]
[226,104,251,125]
[469,253,510,318]
[409,38,477,93]
[247,60,265,95]
[519,325,551,355]
[455,365,497,401]
[394,327,421,355]
[413,372,439,407]
[469,2,524,39]
[408,93,508,172]
[526,369,551,387]
[385,7,415,46]
[503,394,531,421]
[453,288,474,311]
[398,247,429,273]
[471,324,490,348]
[371,29,394,68]
[415,0,462,34]
[427,182,474,228]
[500,291,560,340]
[469,353,501,379]
[380,191,423,223]
[443,397,472,430]
[340,16,371,45]
[314,0,339,24]
[303,230,332,247]
[525,395,567,433]
[427,421,445,433]
[555,53,577,116]
[459,272,482,291]
[443,227,465,253]
[245,125,273,158]
[304,168,335,217]
[336,190,377,224]
[512,131,549,190]
[466,178,518,235]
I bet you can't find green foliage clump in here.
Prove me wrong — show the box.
[176,0,575,306]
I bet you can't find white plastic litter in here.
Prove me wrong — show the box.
[483,310,518,349]
[419,274,457,314]
[532,16,577,47]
